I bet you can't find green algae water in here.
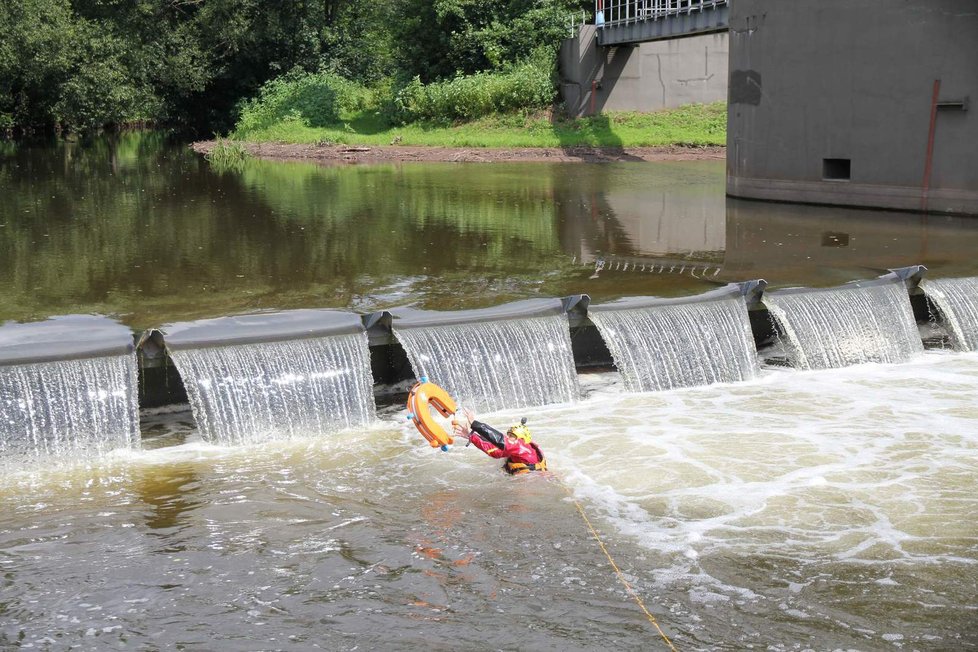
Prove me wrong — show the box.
[0,132,722,328]
[5,132,978,330]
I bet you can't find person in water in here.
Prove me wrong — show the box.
[453,409,547,475]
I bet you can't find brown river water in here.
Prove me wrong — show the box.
[0,133,976,650]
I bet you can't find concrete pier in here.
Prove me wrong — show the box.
[727,0,978,215]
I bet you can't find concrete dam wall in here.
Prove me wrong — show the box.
[560,25,728,116]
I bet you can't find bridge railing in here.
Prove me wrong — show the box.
[596,0,727,28]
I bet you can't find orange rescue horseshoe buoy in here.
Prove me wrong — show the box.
[406,379,457,450]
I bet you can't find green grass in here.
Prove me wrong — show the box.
[231,102,726,149]
[204,137,253,172]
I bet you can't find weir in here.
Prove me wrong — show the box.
[0,316,138,461]
[587,282,762,392]
[762,269,925,371]
[922,277,978,352]
[2,266,963,457]
[388,299,581,413]
[154,310,375,445]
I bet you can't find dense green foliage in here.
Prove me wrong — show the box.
[0,0,588,134]
[388,0,580,83]
[234,52,559,137]
[235,71,375,135]
[386,52,556,124]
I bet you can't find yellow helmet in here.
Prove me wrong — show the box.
[507,419,532,443]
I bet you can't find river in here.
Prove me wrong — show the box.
[1,133,976,650]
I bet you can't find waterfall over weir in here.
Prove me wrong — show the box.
[0,316,138,463]
[763,275,923,370]
[587,285,759,392]
[159,310,375,445]
[922,276,978,351]
[391,300,580,413]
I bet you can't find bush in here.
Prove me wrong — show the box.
[234,70,372,137]
[386,51,556,124]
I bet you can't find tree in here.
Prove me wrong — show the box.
[388,0,587,82]
[0,0,78,129]
[0,0,592,133]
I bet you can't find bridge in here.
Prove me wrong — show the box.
[595,0,729,46]
[559,1,728,118]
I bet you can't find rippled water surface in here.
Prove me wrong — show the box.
[2,353,977,650]
[3,133,978,328]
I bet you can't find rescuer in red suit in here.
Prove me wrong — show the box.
[453,409,547,475]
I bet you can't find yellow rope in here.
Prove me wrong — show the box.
[561,481,678,651]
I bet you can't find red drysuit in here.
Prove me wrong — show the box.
[468,420,546,473]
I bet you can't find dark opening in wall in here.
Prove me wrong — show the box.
[823,158,851,181]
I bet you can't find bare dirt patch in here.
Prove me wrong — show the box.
[191,141,725,165]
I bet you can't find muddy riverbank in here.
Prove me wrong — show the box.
[191,140,725,165]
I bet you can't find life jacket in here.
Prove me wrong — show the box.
[504,442,547,475]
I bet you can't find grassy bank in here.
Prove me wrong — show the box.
[231,102,726,149]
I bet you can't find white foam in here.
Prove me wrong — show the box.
[527,351,978,597]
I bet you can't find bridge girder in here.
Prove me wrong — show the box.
[597,5,729,46]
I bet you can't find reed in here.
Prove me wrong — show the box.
[205,137,252,172]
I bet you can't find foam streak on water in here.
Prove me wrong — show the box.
[924,276,978,351]
[588,295,758,392]
[169,334,375,445]
[395,314,579,412]
[764,280,923,369]
[0,355,137,462]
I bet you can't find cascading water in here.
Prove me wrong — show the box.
[169,334,375,445]
[922,276,978,351]
[587,294,758,392]
[763,278,923,370]
[394,314,579,413]
[0,355,138,462]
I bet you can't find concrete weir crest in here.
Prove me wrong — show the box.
[3,265,976,454]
